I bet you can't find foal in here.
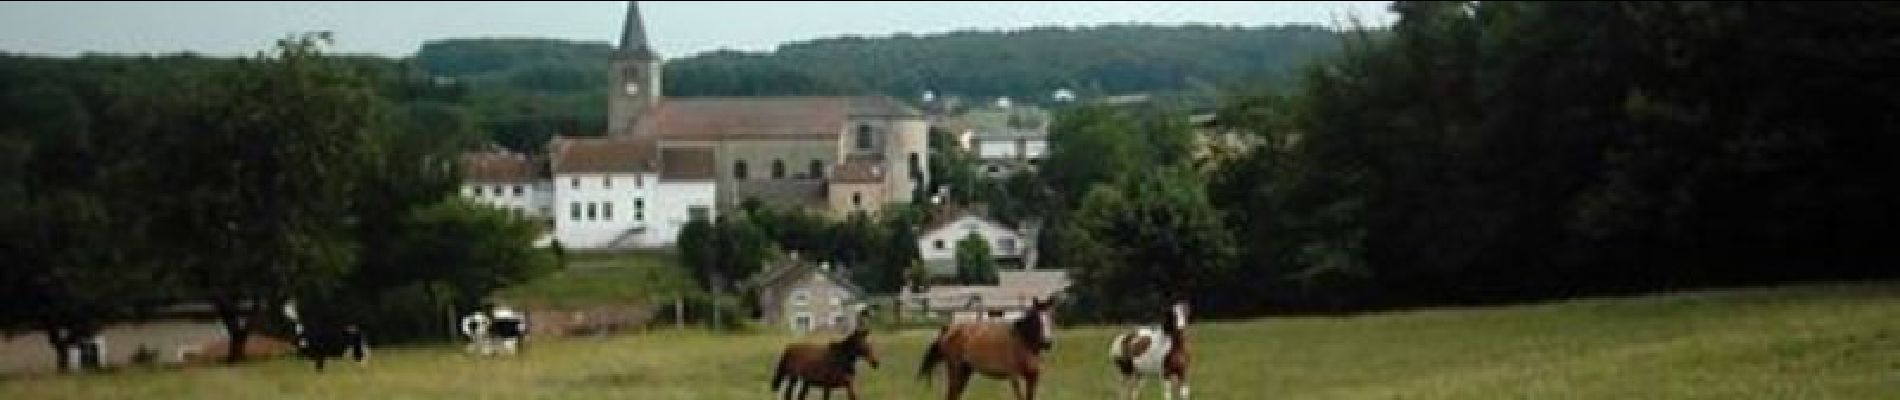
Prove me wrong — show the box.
[1109,302,1192,399]
[772,328,880,400]
[919,297,1057,400]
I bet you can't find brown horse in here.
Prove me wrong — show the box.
[1109,302,1192,399]
[772,328,880,400]
[918,297,1057,400]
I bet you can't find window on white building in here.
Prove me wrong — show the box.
[603,176,612,189]
[851,192,863,208]
[586,203,598,221]
[933,240,945,250]
[734,160,749,180]
[634,198,645,221]
[909,152,921,181]
[602,202,614,221]
[571,177,580,189]
[830,312,845,328]
[856,125,874,150]
[688,206,710,222]
[513,185,524,196]
[570,202,581,221]
[1001,238,1017,254]
[772,159,786,179]
[473,186,484,196]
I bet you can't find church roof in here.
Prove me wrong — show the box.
[630,96,923,141]
[549,136,654,174]
[617,2,656,59]
[461,151,541,182]
[658,147,716,180]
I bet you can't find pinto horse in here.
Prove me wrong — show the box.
[1109,302,1191,399]
[772,328,880,400]
[918,297,1057,400]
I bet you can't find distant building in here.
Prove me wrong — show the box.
[917,211,1035,278]
[745,256,866,334]
[900,270,1069,323]
[458,2,931,249]
[954,105,1051,178]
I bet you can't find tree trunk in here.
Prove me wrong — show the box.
[43,325,72,373]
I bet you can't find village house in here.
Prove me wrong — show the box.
[916,211,1036,277]
[744,255,867,334]
[458,2,931,249]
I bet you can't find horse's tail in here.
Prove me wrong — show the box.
[771,350,791,391]
[918,327,948,380]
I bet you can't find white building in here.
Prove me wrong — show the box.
[546,137,716,249]
[461,151,552,218]
[917,211,1034,277]
[955,106,1051,178]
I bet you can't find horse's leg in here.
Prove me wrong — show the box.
[1169,375,1190,400]
[946,363,973,400]
[1123,375,1142,400]
[1008,376,1025,400]
[1160,375,1176,400]
[845,381,859,400]
[1024,371,1041,400]
[797,380,811,400]
[822,387,832,400]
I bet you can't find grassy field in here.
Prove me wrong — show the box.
[5,282,1899,399]
[496,250,699,310]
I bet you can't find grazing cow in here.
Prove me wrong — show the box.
[771,328,881,400]
[919,297,1058,400]
[1109,302,1192,399]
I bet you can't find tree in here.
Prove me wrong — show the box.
[149,32,382,362]
[955,232,999,285]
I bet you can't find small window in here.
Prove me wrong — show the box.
[830,296,844,307]
[830,312,845,328]
[571,177,581,189]
[634,198,645,221]
[688,206,710,221]
[809,160,825,179]
[570,202,581,221]
[513,185,524,196]
[603,176,612,189]
[772,159,786,179]
[792,289,810,306]
[851,192,863,208]
[473,186,484,196]
[856,125,874,150]
[602,202,614,221]
[734,160,749,180]
[1001,238,1017,254]
[586,203,598,221]
[987,165,1000,174]
[933,240,945,250]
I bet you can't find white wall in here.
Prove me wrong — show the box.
[551,172,716,249]
[919,216,1025,262]
[462,181,551,218]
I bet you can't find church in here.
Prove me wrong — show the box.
[461,2,930,249]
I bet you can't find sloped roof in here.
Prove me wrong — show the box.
[743,258,866,298]
[461,151,542,182]
[658,146,716,180]
[628,96,922,141]
[550,136,654,174]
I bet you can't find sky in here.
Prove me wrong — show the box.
[0,1,1394,58]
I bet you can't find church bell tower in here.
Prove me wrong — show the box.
[608,1,661,137]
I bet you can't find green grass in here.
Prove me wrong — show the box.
[7,282,1900,399]
[496,250,699,310]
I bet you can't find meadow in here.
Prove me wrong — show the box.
[4,282,1898,399]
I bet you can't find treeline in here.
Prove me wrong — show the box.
[1044,1,1900,321]
[0,34,556,370]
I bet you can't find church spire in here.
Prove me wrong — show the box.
[618,2,655,59]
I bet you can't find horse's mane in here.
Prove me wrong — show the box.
[1010,310,1050,352]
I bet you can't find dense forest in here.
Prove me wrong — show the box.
[1032,1,1900,321]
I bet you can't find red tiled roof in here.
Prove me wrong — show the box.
[627,96,923,141]
[461,151,541,182]
[658,147,716,180]
[550,136,654,174]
